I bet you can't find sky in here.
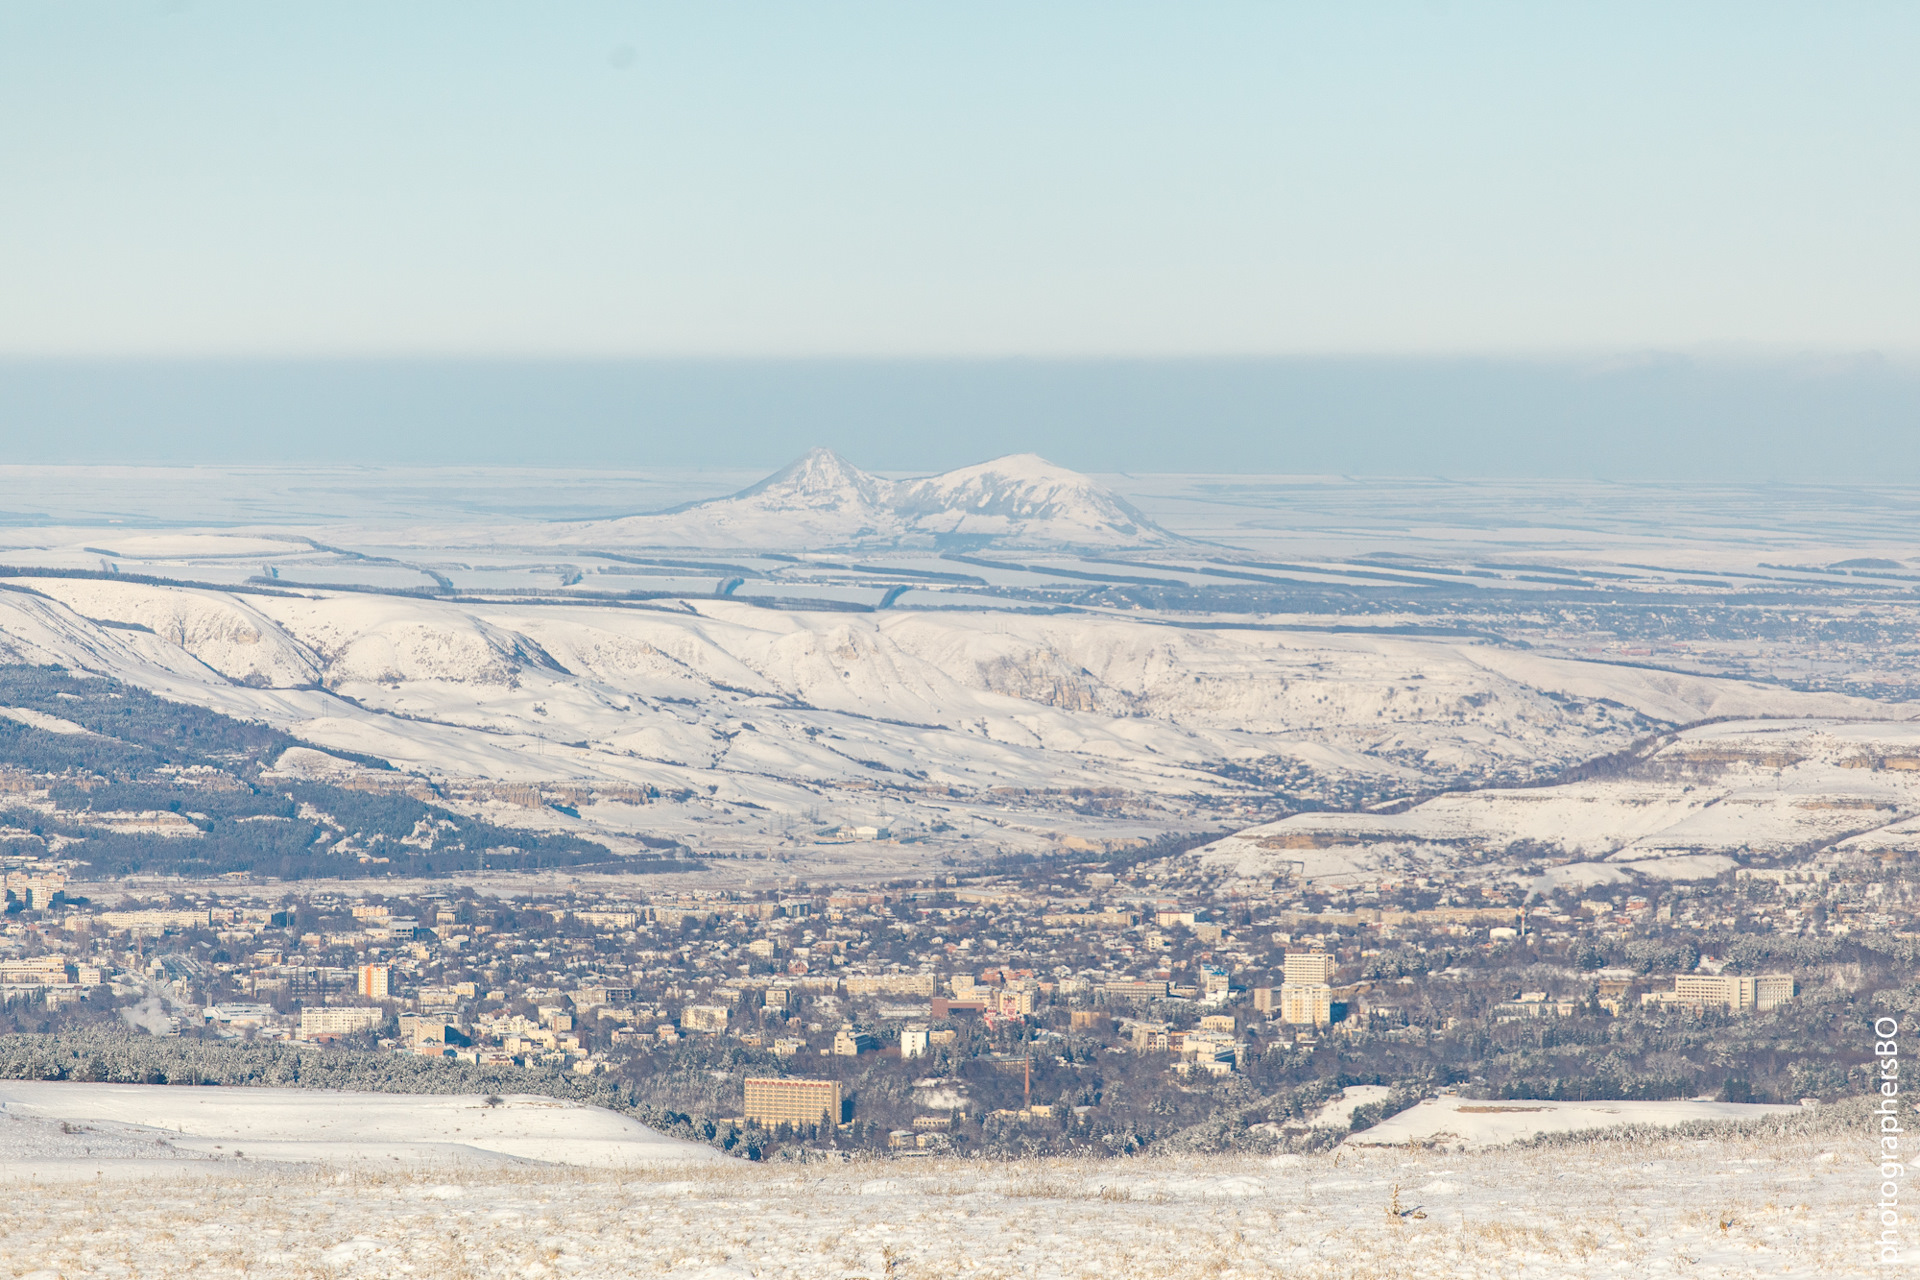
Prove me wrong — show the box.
[1,3,1916,472]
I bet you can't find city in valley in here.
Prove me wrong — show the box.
[3,7,1908,1273]
[0,461,1898,1214]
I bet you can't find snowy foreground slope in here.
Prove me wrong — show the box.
[0,1118,1875,1278]
[0,1081,715,1168]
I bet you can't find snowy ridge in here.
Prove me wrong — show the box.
[0,576,1906,870]
[1196,716,1920,889]
[558,449,1179,549]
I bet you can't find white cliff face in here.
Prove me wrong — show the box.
[555,449,1179,549]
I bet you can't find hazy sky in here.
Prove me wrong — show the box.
[4,2,1916,359]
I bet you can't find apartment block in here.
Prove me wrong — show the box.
[833,1026,879,1056]
[681,1005,730,1033]
[1282,952,1336,987]
[357,964,390,999]
[1129,1021,1171,1052]
[844,973,937,997]
[297,1006,384,1038]
[1279,982,1333,1026]
[1672,973,1796,1012]
[743,1077,843,1129]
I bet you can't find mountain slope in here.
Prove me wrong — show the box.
[893,453,1169,544]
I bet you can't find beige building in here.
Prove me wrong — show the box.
[844,973,936,997]
[97,908,210,936]
[398,1014,458,1046]
[1282,952,1336,986]
[833,1026,879,1056]
[297,1006,384,1038]
[0,955,71,985]
[1129,1021,1171,1052]
[744,1077,843,1129]
[682,1005,731,1033]
[1671,973,1795,1012]
[3,870,67,910]
[1279,982,1333,1026]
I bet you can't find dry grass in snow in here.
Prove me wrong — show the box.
[0,1125,1878,1279]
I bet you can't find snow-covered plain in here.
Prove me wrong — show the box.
[0,1122,1877,1278]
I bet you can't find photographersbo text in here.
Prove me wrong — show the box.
[1879,1017,1902,1266]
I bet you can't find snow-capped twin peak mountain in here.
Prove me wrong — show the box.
[582,449,1175,549]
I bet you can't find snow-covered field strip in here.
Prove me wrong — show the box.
[1349,1096,1804,1148]
[0,1082,718,1169]
[0,1131,1872,1278]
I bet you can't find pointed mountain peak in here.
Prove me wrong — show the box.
[734,448,895,510]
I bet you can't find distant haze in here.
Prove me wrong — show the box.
[2,355,1917,480]
[2,6,1916,360]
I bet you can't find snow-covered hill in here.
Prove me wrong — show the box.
[0,577,1903,872]
[1195,717,1920,890]
[556,449,1178,549]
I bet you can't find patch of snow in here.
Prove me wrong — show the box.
[0,706,92,735]
[0,1083,717,1168]
[1348,1096,1799,1149]
[1309,1085,1395,1128]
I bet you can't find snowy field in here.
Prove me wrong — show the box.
[0,1123,1880,1278]
[0,1082,715,1169]
[1348,1096,1803,1148]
